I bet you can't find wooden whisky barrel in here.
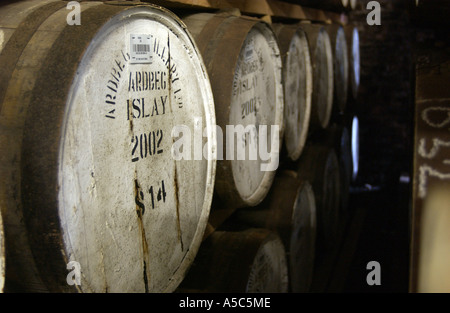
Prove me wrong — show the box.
[179,228,289,293]
[235,171,317,292]
[311,124,352,212]
[336,126,351,211]
[0,0,216,293]
[418,182,450,292]
[299,23,334,132]
[351,115,360,181]
[344,25,360,101]
[349,0,360,10]
[325,24,349,114]
[273,24,312,161]
[182,13,284,208]
[297,145,340,255]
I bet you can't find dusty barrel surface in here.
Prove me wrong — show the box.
[344,25,360,101]
[336,126,352,211]
[179,228,289,293]
[0,0,216,292]
[182,13,284,208]
[288,0,351,12]
[235,171,316,292]
[297,145,340,256]
[351,115,360,181]
[325,24,348,114]
[273,24,312,161]
[300,23,334,132]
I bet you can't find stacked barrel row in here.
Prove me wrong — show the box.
[0,0,360,293]
[177,11,361,292]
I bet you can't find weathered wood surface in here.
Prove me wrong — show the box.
[274,24,312,161]
[0,0,216,292]
[179,228,289,292]
[300,23,334,131]
[411,41,450,293]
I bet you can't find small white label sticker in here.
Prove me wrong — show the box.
[130,34,152,64]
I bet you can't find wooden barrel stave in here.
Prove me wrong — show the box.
[282,0,351,12]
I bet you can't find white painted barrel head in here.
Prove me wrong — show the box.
[229,23,283,206]
[351,115,360,181]
[350,27,360,99]
[283,29,312,161]
[58,6,215,293]
[246,232,289,293]
[289,182,316,293]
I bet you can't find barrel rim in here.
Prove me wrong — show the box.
[299,23,334,130]
[0,210,4,293]
[230,21,284,207]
